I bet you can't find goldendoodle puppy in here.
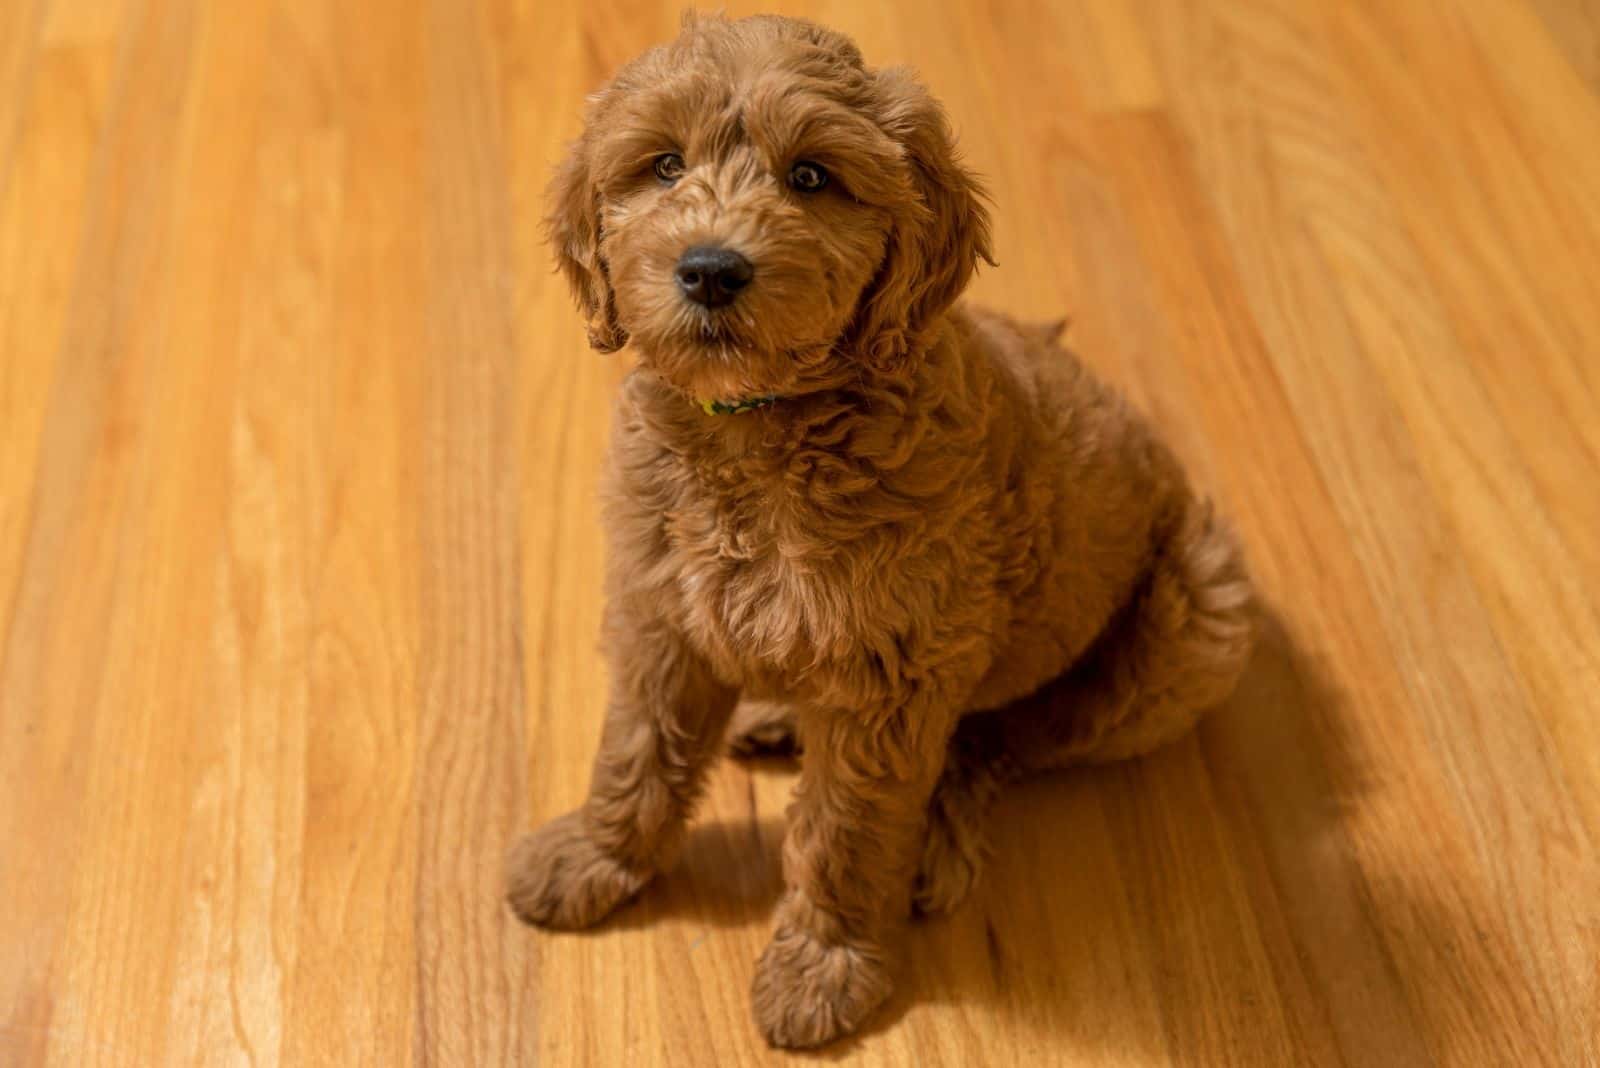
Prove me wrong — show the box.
[507,13,1254,1048]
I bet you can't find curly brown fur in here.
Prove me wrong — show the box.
[507,13,1255,1049]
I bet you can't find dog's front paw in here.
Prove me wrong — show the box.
[751,923,893,1049]
[505,811,651,930]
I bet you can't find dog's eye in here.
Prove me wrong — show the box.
[653,153,686,184]
[788,161,829,193]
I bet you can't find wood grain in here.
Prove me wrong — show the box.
[2,1,1597,1064]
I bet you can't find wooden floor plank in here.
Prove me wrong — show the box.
[277,3,425,1066]
[1525,0,1600,94]
[1324,1,1600,859]
[0,1,49,194]
[42,2,273,1063]
[0,27,115,671]
[412,0,538,1064]
[0,3,196,1063]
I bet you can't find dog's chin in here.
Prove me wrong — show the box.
[621,285,859,403]
[677,319,747,354]
[656,342,795,403]
[624,317,804,402]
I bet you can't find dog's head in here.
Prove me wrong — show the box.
[547,14,993,403]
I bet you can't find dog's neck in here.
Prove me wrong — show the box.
[622,318,979,478]
[697,393,780,416]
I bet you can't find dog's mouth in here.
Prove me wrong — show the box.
[660,305,840,376]
[646,311,773,368]
[681,303,757,346]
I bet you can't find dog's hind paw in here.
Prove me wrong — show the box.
[727,700,800,759]
[912,771,991,916]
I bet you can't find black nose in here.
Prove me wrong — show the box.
[675,246,754,308]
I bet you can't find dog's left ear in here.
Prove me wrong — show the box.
[546,116,628,353]
[851,68,995,371]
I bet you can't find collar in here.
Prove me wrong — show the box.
[699,394,779,416]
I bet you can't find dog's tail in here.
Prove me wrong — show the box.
[1031,315,1072,347]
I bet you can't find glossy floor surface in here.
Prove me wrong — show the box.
[2,1,1597,1064]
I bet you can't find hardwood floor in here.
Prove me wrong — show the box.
[1,1,1596,1064]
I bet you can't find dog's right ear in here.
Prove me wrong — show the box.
[546,124,628,353]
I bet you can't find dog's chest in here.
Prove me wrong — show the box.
[612,397,987,703]
[662,468,856,688]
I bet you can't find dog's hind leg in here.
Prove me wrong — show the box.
[913,717,1014,915]
[1018,500,1254,767]
[914,500,1254,915]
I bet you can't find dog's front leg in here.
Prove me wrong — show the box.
[752,700,958,1048]
[506,607,737,930]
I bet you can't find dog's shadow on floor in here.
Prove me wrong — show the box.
[592,608,1412,1058]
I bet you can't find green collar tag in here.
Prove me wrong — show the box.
[699,395,778,416]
